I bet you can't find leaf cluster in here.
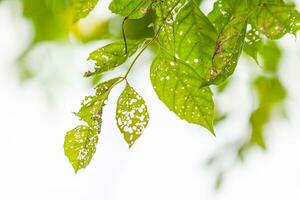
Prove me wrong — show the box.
[58,0,299,173]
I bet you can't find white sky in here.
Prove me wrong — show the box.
[1,0,300,200]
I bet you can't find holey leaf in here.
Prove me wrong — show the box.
[204,14,247,85]
[64,125,98,173]
[151,55,215,134]
[71,0,99,22]
[116,83,149,147]
[150,0,216,133]
[251,3,300,39]
[208,0,247,33]
[109,0,153,19]
[86,40,144,77]
[77,77,122,130]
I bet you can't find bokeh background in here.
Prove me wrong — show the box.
[1,0,300,199]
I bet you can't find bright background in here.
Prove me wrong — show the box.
[1,0,300,199]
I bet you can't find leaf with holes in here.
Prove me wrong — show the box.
[71,0,99,22]
[204,14,247,85]
[250,2,300,39]
[64,125,98,173]
[109,0,152,19]
[151,0,216,133]
[77,77,122,130]
[155,0,217,83]
[116,83,149,147]
[243,26,263,63]
[151,55,215,134]
[86,40,144,77]
[208,0,247,33]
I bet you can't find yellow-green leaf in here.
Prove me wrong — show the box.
[64,125,98,173]
[116,83,149,147]
[86,40,144,77]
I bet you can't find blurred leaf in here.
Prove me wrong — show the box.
[259,41,282,72]
[22,0,70,43]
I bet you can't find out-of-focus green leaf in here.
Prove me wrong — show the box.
[259,41,282,72]
[22,0,70,43]
[116,83,149,147]
[86,40,144,77]
[254,76,286,106]
[64,125,98,173]
[250,76,286,148]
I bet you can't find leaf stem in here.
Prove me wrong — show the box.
[122,17,128,54]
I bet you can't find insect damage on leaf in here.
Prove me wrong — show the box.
[64,125,98,173]
[86,40,144,77]
[76,77,123,130]
[250,2,300,39]
[63,0,300,173]
[204,14,247,85]
[116,83,149,147]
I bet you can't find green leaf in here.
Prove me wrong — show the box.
[151,55,215,134]
[204,14,247,85]
[116,83,149,147]
[86,40,144,77]
[22,0,70,43]
[109,0,152,19]
[250,76,286,148]
[155,0,217,82]
[64,125,98,173]
[208,0,247,33]
[259,41,282,72]
[71,0,99,22]
[250,3,300,39]
[77,77,123,130]
[254,76,286,106]
[151,0,216,133]
[243,27,263,63]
